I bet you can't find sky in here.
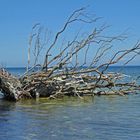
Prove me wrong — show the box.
[0,0,140,67]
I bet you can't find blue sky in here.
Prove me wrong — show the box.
[0,0,140,67]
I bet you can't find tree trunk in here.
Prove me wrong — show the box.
[0,70,31,101]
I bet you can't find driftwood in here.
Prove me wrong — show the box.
[0,67,140,101]
[0,69,31,101]
[0,7,140,101]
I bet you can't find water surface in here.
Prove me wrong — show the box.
[0,95,140,140]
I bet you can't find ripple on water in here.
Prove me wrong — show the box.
[0,95,140,140]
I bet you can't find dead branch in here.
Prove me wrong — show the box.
[0,7,140,101]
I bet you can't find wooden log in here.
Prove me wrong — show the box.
[0,70,31,101]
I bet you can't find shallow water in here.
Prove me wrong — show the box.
[0,95,140,140]
[0,67,140,140]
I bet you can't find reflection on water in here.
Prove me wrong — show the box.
[0,95,140,140]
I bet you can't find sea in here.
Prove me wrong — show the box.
[0,67,140,140]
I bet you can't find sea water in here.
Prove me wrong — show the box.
[0,67,140,140]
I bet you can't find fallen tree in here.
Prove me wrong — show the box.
[0,7,140,101]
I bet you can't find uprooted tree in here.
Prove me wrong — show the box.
[0,7,140,101]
